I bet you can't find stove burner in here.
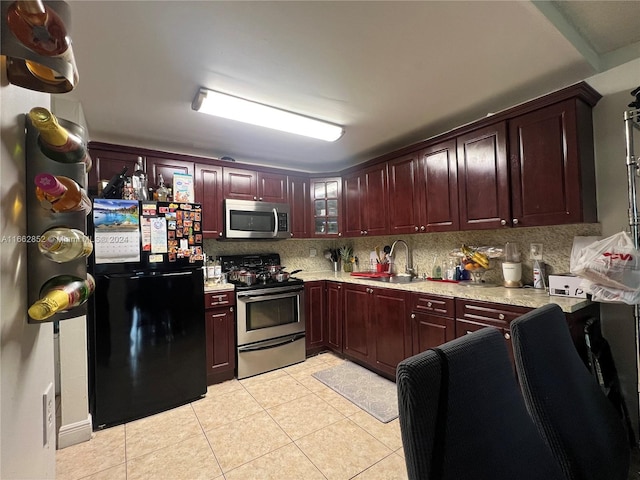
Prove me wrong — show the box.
[219,253,303,290]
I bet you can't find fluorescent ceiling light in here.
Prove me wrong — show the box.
[192,88,344,142]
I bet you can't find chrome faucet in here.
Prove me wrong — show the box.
[390,240,415,277]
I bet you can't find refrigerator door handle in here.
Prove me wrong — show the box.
[103,271,194,280]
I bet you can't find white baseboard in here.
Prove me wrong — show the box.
[57,414,93,449]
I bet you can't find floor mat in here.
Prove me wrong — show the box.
[312,361,398,423]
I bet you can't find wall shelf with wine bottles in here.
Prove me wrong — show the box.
[25,111,93,324]
[1,0,79,94]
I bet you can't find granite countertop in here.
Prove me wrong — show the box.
[204,283,235,293]
[295,271,592,313]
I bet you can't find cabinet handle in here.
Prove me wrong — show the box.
[498,313,505,320]
[338,232,342,237]
[219,232,223,237]
[253,196,257,201]
[500,219,507,226]
[466,330,473,335]
[411,313,415,319]
[420,225,425,231]
[427,301,432,308]
[230,307,233,312]
[360,230,365,235]
[504,332,511,340]
[414,226,419,231]
[512,218,519,225]
[364,230,368,235]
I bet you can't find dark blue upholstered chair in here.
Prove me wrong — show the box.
[511,303,630,480]
[397,327,564,480]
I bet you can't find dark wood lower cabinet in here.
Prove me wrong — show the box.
[342,284,372,364]
[455,298,598,366]
[326,281,343,353]
[455,298,527,363]
[204,291,236,385]
[303,279,597,380]
[342,284,410,379]
[305,281,326,356]
[411,293,455,355]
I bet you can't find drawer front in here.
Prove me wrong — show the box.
[412,293,454,317]
[205,291,235,309]
[455,299,530,328]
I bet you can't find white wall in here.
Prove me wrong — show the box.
[0,60,56,478]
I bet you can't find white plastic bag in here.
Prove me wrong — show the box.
[571,231,640,292]
[583,282,640,305]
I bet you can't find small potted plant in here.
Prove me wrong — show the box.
[339,245,354,272]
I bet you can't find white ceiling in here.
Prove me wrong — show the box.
[64,1,640,173]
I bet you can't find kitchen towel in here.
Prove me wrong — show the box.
[312,361,398,423]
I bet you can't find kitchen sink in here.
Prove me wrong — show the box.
[370,275,425,284]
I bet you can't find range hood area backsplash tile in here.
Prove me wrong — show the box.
[203,223,602,286]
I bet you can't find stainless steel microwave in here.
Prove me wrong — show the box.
[224,199,291,239]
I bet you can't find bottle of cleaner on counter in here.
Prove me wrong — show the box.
[533,259,545,289]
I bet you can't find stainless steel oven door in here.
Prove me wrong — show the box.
[236,284,305,346]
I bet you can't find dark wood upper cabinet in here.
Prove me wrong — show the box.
[457,122,510,230]
[420,139,459,232]
[222,167,258,201]
[388,141,458,234]
[146,156,194,191]
[289,175,310,238]
[343,163,389,237]
[258,171,288,203]
[388,152,421,235]
[343,173,363,237]
[222,167,287,203]
[508,99,597,226]
[87,148,140,194]
[194,163,223,238]
[310,177,342,238]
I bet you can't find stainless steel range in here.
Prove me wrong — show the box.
[220,253,305,379]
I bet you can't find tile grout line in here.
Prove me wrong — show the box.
[190,401,226,479]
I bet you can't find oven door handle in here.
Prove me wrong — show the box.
[238,333,305,352]
[238,291,301,302]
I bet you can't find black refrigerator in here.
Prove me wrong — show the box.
[88,199,207,429]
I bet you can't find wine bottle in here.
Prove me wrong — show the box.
[28,107,92,172]
[38,227,93,263]
[156,174,168,201]
[6,0,72,57]
[131,157,148,200]
[34,173,91,215]
[28,274,95,321]
[101,167,128,199]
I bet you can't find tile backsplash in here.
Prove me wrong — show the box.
[204,223,602,286]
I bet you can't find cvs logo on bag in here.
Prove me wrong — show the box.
[603,252,633,261]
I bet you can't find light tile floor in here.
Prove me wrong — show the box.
[56,352,408,480]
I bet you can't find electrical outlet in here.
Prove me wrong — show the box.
[530,243,543,260]
[309,248,317,258]
[42,382,54,448]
